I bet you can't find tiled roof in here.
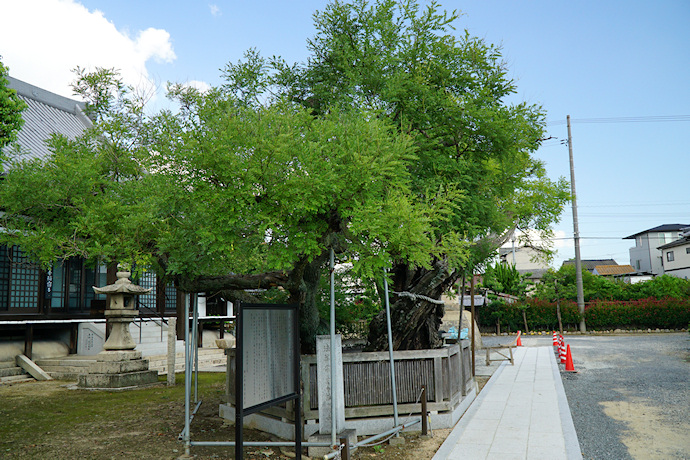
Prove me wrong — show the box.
[593,265,635,276]
[623,224,690,239]
[2,76,91,169]
[562,259,618,272]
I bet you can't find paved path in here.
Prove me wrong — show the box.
[433,346,582,460]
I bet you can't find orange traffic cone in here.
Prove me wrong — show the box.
[559,338,566,364]
[552,331,558,347]
[516,330,522,346]
[565,344,576,372]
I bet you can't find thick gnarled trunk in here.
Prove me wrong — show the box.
[366,260,458,351]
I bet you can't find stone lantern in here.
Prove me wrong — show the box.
[96,270,150,351]
[78,269,159,389]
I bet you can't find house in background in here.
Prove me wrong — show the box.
[590,264,649,284]
[498,245,550,284]
[624,224,689,276]
[657,227,690,279]
[561,258,618,274]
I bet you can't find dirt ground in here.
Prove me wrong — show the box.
[0,373,489,460]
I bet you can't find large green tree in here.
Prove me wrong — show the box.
[0,1,569,352]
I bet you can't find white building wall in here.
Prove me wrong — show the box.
[629,231,682,275]
[501,247,549,271]
[661,242,690,279]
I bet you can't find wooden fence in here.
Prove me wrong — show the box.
[226,340,472,422]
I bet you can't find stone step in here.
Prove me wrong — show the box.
[35,357,95,368]
[0,366,24,378]
[39,364,95,374]
[147,356,226,369]
[29,348,227,380]
[0,374,35,385]
[44,371,83,381]
[148,349,227,375]
[34,356,95,381]
[133,341,185,356]
[0,361,18,370]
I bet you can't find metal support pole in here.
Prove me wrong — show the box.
[383,273,399,429]
[329,248,337,449]
[183,292,191,457]
[354,419,421,448]
[192,292,199,402]
[421,385,428,436]
[190,441,331,447]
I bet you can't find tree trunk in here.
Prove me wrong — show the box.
[366,260,458,351]
[286,253,329,354]
[522,309,529,333]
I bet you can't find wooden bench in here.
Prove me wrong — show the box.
[484,345,515,366]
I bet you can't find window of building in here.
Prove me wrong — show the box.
[48,258,106,313]
[635,260,640,270]
[661,232,679,244]
[133,270,178,314]
[686,247,690,255]
[0,246,41,313]
[667,251,674,262]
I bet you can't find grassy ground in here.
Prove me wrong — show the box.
[0,372,467,459]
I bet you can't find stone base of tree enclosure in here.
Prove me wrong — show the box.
[219,341,476,439]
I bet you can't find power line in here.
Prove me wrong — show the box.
[551,237,629,241]
[577,201,690,208]
[547,114,690,126]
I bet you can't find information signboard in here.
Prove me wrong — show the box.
[235,302,301,459]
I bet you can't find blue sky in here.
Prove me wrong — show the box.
[2,0,689,269]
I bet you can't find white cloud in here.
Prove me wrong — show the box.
[209,4,221,17]
[136,28,176,64]
[183,80,212,93]
[0,0,175,100]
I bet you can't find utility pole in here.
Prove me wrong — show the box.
[567,115,586,332]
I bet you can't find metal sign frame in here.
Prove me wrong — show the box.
[235,301,301,459]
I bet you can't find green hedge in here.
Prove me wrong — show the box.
[478,297,690,331]
[585,298,690,330]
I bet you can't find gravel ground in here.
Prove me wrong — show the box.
[560,333,690,460]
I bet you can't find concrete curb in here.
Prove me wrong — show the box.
[550,348,583,459]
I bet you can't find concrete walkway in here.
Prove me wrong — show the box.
[433,346,582,460]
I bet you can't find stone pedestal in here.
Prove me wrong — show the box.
[78,350,158,389]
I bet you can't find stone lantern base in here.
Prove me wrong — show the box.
[78,350,159,390]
